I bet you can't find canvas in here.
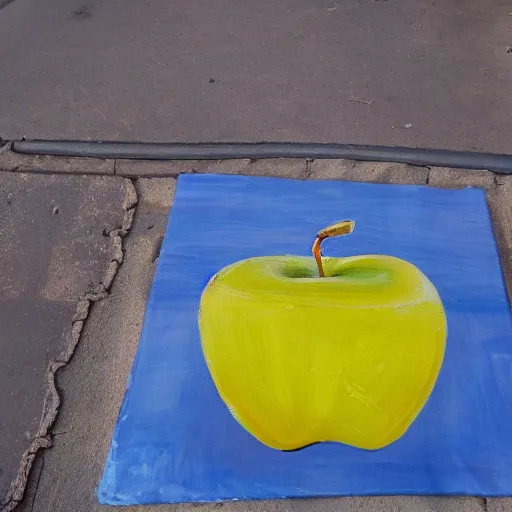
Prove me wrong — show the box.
[99,174,512,505]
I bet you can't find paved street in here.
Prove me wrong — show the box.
[0,0,511,152]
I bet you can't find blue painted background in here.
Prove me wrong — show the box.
[99,174,512,504]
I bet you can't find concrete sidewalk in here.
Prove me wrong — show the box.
[0,172,128,504]
[0,153,510,511]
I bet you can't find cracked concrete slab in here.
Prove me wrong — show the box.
[0,172,127,509]
[115,158,308,179]
[16,165,511,512]
[428,168,496,190]
[309,159,429,184]
[487,176,512,300]
[17,178,171,512]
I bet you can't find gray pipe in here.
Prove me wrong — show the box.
[12,141,512,174]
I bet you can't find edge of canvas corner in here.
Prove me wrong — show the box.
[96,173,510,505]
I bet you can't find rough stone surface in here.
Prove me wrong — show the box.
[0,172,125,504]
[0,147,114,175]
[487,498,512,512]
[18,180,171,512]
[18,167,507,512]
[116,159,239,177]
[136,178,177,212]
[310,159,429,184]
[495,174,509,186]
[486,175,512,300]
[116,158,306,179]
[428,168,495,189]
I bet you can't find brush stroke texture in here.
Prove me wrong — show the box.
[99,174,512,505]
[199,254,446,450]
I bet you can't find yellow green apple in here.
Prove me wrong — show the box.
[199,221,446,451]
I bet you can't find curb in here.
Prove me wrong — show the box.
[10,140,512,174]
[0,143,506,184]
[0,143,114,175]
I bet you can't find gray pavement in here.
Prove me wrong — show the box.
[1,0,512,152]
[0,172,129,510]
[0,160,505,512]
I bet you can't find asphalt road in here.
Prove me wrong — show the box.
[0,0,511,151]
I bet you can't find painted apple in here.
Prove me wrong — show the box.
[199,221,446,451]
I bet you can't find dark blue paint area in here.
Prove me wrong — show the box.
[98,175,512,504]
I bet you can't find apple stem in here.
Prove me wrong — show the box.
[312,220,355,277]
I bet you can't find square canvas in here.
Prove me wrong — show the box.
[99,174,512,505]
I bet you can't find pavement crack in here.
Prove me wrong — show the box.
[102,260,120,291]
[304,158,313,179]
[0,178,138,512]
[110,233,124,264]
[72,299,90,322]
[29,456,43,512]
[51,431,69,437]
[152,235,164,262]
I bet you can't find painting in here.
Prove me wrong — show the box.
[99,174,512,505]
[199,220,446,451]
